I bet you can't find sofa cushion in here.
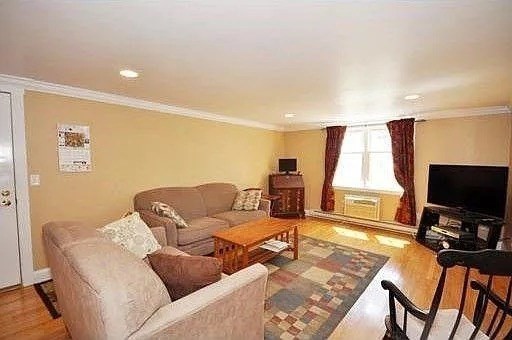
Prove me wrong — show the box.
[212,210,268,227]
[148,253,222,300]
[196,183,238,216]
[177,217,229,246]
[134,187,207,221]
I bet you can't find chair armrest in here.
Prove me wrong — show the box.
[150,227,167,247]
[130,264,268,340]
[138,210,178,247]
[258,198,271,216]
[381,280,428,321]
[153,245,190,257]
[470,280,512,315]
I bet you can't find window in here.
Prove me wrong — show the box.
[333,125,403,193]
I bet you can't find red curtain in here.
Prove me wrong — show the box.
[387,118,417,225]
[321,126,346,211]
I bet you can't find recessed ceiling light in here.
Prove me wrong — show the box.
[285,113,296,118]
[120,69,139,78]
[404,94,421,100]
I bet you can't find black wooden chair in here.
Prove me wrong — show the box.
[381,249,512,339]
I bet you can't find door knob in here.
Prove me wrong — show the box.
[1,190,10,196]
[0,199,11,206]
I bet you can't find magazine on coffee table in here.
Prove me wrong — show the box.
[259,239,289,252]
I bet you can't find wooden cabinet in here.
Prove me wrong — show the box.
[269,174,305,218]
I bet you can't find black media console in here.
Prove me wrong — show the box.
[416,206,504,252]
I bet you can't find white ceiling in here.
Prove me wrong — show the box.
[1,1,511,129]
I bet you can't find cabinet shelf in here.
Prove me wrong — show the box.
[416,206,504,252]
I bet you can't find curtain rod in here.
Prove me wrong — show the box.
[321,119,426,129]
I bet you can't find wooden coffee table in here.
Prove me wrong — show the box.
[213,217,299,274]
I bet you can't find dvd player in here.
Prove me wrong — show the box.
[431,225,473,240]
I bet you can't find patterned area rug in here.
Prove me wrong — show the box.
[35,236,388,339]
[34,279,60,319]
[263,236,388,339]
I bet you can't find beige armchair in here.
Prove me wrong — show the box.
[43,221,268,340]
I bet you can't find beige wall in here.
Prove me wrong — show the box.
[23,91,511,270]
[415,114,511,216]
[284,113,512,224]
[25,91,284,269]
[284,129,325,209]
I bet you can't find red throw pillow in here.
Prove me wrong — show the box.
[148,252,222,300]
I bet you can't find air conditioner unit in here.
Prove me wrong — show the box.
[343,194,381,221]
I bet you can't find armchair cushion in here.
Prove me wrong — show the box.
[148,253,222,300]
[62,240,171,339]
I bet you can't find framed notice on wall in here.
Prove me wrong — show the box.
[57,124,91,172]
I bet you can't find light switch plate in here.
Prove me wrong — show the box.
[30,174,40,186]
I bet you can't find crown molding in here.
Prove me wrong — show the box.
[0,74,284,131]
[283,105,512,131]
[414,105,511,120]
[2,74,509,133]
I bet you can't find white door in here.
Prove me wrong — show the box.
[0,91,21,289]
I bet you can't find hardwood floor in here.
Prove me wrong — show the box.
[0,285,67,339]
[299,218,511,339]
[0,217,509,339]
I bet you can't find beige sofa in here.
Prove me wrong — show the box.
[43,221,268,340]
[134,183,270,255]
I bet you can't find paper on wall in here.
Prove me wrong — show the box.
[57,124,91,172]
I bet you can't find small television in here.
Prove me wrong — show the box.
[427,164,508,218]
[279,158,297,174]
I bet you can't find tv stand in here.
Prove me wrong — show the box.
[416,206,504,251]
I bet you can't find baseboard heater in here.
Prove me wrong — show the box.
[306,210,415,235]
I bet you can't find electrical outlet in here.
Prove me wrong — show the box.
[30,174,40,186]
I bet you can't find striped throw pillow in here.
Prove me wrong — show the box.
[151,202,189,229]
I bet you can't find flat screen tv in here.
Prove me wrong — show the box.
[279,158,297,173]
[427,164,508,218]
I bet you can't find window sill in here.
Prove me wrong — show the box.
[333,186,403,196]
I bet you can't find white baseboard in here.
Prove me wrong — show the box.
[33,268,52,284]
[306,209,417,235]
